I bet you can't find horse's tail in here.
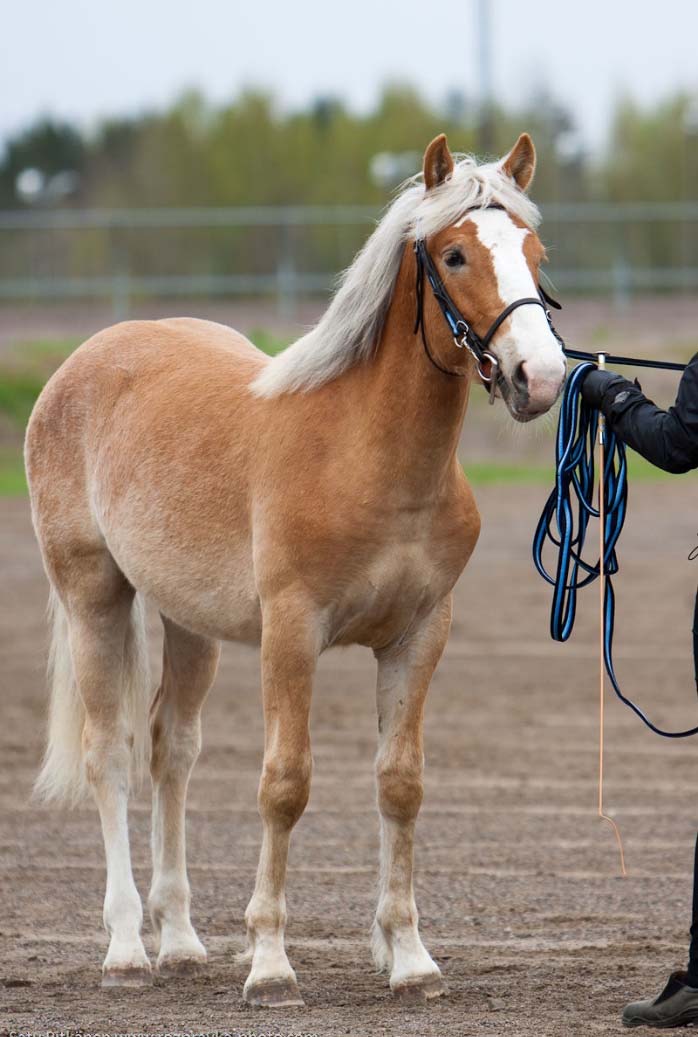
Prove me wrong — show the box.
[33,587,150,806]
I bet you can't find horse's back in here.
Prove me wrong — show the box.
[155,317,266,365]
[29,314,262,418]
[54,315,264,384]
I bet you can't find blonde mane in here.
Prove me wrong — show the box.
[251,155,541,398]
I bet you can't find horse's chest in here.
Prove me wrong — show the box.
[367,542,434,601]
[330,540,453,648]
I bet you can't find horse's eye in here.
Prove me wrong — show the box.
[444,249,465,269]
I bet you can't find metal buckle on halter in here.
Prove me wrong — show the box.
[452,319,470,349]
[477,351,500,405]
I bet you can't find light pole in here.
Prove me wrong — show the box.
[476,0,494,155]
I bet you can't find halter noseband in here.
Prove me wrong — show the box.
[413,205,564,402]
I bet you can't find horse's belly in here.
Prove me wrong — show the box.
[105,527,262,643]
[154,573,262,643]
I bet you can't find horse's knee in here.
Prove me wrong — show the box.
[258,748,312,828]
[376,753,423,824]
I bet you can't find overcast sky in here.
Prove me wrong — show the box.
[3,0,698,153]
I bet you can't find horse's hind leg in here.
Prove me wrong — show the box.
[60,556,151,986]
[148,617,220,976]
[371,597,452,1002]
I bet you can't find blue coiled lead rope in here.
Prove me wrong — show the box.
[533,360,698,738]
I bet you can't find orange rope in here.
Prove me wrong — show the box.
[596,352,627,877]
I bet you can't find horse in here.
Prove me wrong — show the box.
[24,131,566,1006]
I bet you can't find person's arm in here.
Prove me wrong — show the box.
[581,353,698,474]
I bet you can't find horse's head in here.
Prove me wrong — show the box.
[418,133,566,421]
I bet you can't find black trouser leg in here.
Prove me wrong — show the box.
[683,592,698,985]
[687,834,698,986]
[693,586,698,693]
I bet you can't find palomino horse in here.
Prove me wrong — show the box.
[25,132,566,1005]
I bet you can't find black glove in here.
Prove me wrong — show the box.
[580,368,628,409]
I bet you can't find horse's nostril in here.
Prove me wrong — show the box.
[512,361,528,394]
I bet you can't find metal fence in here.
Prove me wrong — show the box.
[3,202,698,319]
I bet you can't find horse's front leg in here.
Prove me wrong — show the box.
[241,592,318,1007]
[372,595,452,1001]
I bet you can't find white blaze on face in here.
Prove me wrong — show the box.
[459,208,565,409]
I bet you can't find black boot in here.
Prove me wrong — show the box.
[623,972,698,1028]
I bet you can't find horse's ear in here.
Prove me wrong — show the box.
[423,134,455,190]
[501,133,536,192]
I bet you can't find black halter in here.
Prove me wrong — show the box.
[413,207,564,401]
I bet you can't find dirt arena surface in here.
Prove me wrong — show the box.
[2,477,698,1036]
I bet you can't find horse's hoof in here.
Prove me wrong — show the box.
[102,964,153,988]
[393,974,446,1003]
[157,954,206,978]
[244,977,305,1007]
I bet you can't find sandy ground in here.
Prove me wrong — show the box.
[2,475,698,1036]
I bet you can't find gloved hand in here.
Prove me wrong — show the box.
[580,367,628,409]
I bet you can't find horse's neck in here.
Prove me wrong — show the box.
[343,253,471,501]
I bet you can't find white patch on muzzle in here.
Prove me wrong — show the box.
[462,209,565,411]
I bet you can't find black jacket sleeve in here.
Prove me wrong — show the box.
[581,353,698,474]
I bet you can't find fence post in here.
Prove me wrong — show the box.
[111,271,131,321]
[276,215,297,325]
[612,257,631,314]
[109,229,131,321]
